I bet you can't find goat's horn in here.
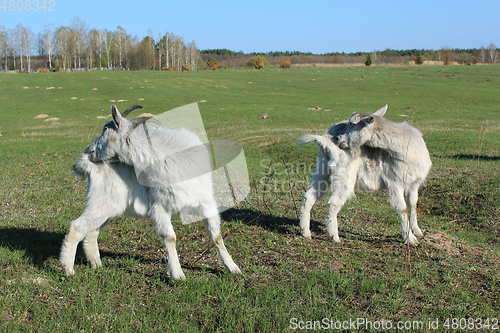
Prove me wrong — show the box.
[121,105,143,118]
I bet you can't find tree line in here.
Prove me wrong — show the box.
[0,16,200,72]
[200,45,499,68]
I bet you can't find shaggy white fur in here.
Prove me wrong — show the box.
[297,105,431,244]
[60,105,241,280]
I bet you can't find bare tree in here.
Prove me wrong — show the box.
[147,29,155,69]
[0,26,8,71]
[176,37,183,69]
[115,26,127,68]
[95,29,103,69]
[42,24,55,69]
[88,29,105,69]
[24,26,34,72]
[8,29,16,70]
[70,16,88,69]
[488,43,498,64]
[3,22,198,71]
[102,29,113,69]
[157,33,163,70]
[187,41,199,71]
[36,32,44,58]
[478,46,486,64]
[164,32,172,69]
[55,26,70,70]
[15,24,25,71]
[15,24,34,72]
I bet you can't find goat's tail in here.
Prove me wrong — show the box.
[296,134,322,146]
[296,134,334,149]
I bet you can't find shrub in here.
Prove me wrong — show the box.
[182,64,190,71]
[39,67,50,73]
[441,47,453,66]
[279,58,292,68]
[312,62,317,68]
[161,66,169,71]
[365,54,372,66]
[459,53,476,65]
[247,55,269,69]
[415,54,423,65]
[207,57,220,70]
[254,57,264,69]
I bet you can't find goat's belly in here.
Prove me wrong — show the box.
[354,178,385,192]
[355,165,384,192]
[124,195,149,218]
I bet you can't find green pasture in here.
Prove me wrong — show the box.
[0,65,499,331]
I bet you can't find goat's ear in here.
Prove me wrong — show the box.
[111,105,123,128]
[365,116,375,124]
[373,104,387,117]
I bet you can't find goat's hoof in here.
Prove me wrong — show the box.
[170,272,187,281]
[63,269,75,277]
[412,228,423,237]
[230,266,242,274]
[404,236,419,245]
[301,231,312,239]
[331,237,341,243]
[224,262,241,274]
[89,260,102,269]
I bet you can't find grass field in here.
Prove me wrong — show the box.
[1,65,499,332]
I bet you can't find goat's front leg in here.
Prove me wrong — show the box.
[60,217,97,276]
[150,205,185,281]
[82,228,102,269]
[82,220,109,269]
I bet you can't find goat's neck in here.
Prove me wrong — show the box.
[368,126,414,160]
[118,136,160,166]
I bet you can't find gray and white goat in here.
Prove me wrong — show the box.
[297,105,431,244]
[60,105,241,280]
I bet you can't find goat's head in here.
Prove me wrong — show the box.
[335,105,387,149]
[87,104,143,162]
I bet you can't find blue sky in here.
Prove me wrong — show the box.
[1,0,498,54]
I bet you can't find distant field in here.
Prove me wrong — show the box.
[1,66,499,332]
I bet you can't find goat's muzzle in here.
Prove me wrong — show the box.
[337,138,349,149]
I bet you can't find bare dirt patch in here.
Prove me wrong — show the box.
[422,230,461,256]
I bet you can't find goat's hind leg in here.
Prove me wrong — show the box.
[388,186,418,245]
[325,182,354,243]
[202,204,241,275]
[299,171,330,238]
[407,186,423,237]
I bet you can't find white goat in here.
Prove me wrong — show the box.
[297,105,431,244]
[60,105,241,280]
